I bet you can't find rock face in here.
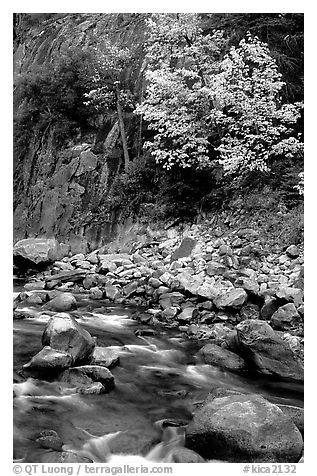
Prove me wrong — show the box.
[185,392,303,462]
[23,346,73,375]
[197,343,246,373]
[46,293,77,312]
[13,238,60,266]
[236,320,303,382]
[42,313,95,364]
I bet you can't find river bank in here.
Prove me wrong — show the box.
[13,218,304,463]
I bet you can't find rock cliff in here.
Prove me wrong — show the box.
[13,14,146,251]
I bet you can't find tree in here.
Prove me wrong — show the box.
[210,33,303,175]
[135,13,224,169]
[84,39,135,169]
[135,14,303,177]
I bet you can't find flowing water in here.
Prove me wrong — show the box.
[13,292,304,463]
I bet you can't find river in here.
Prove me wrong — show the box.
[13,292,304,462]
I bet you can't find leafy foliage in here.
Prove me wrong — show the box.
[136,15,303,178]
[14,47,95,152]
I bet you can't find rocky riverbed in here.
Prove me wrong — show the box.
[13,220,304,462]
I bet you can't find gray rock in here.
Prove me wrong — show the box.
[42,313,95,365]
[234,277,259,295]
[23,346,73,375]
[196,282,222,300]
[14,238,60,266]
[88,347,120,368]
[277,405,304,434]
[276,287,303,306]
[185,393,303,462]
[177,307,196,323]
[35,430,63,451]
[171,237,198,262]
[162,307,179,320]
[123,281,138,297]
[236,319,303,382]
[83,274,100,290]
[206,261,226,276]
[286,245,300,258]
[218,244,232,256]
[104,284,121,301]
[24,281,46,291]
[148,277,162,289]
[46,293,77,312]
[270,303,300,330]
[59,365,115,392]
[170,447,205,463]
[26,294,45,305]
[197,343,246,372]
[89,286,103,300]
[260,297,279,320]
[159,292,185,309]
[213,288,247,310]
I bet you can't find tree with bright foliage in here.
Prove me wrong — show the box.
[135,14,303,177]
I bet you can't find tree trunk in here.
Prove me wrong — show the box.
[115,83,130,169]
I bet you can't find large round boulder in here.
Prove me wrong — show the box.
[42,313,95,364]
[185,392,303,462]
[46,293,77,312]
[236,319,303,382]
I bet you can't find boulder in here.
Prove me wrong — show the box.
[185,393,303,462]
[159,292,185,309]
[213,288,247,310]
[197,343,246,373]
[206,261,226,276]
[35,430,63,451]
[270,303,300,330]
[286,245,300,258]
[176,271,204,295]
[104,284,121,301]
[13,238,60,267]
[88,347,120,368]
[148,277,162,289]
[83,274,100,290]
[277,405,304,435]
[177,307,196,323]
[24,281,46,291]
[46,293,77,312]
[275,287,303,306]
[234,277,259,295]
[260,297,279,320]
[89,287,104,300]
[162,307,179,320]
[236,319,303,382]
[59,365,114,393]
[23,346,73,375]
[218,244,232,256]
[196,282,223,300]
[42,313,95,364]
[171,237,198,262]
[123,281,138,297]
[169,447,205,463]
